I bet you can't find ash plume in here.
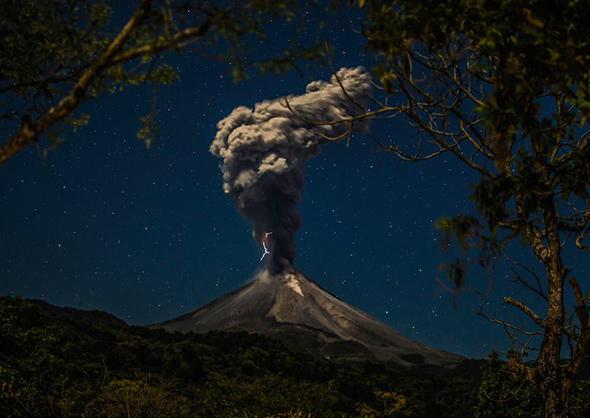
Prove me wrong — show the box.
[210,67,371,274]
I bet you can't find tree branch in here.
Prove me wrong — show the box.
[507,259,547,302]
[0,0,153,164]
[0,1,213,165]
[506,352,536,384]
[503,296,545,326]
[111,20,211,66]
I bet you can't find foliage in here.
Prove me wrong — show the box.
[0,0,329,162]
[475,352,542,418]
[475,352,590,418]
[83,377,192,418]
[0,296,486,417]
[355,1,590,415]
[361,0,590,285]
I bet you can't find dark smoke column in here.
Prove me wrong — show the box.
[210,67,371,274]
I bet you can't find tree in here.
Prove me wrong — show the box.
[0,0,321,164]
[300,1,590,417]
[475,352,542,418]
[475,352,590,418]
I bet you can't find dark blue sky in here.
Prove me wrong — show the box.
[2,3,585,359]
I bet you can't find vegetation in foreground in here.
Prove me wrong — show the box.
[0,296,588,417]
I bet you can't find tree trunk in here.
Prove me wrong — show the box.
[538,276,566,418]
[537,198,568,418]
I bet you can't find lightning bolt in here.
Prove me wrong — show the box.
[260,232,272,261]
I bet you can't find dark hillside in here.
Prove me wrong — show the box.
[7,296,583,417]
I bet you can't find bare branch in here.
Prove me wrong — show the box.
[507,258,547,302]
[383,143,453,161]
[503,297,544,327]
[279,96,403,127]
[478,309,543,337]
[333,71,365,112]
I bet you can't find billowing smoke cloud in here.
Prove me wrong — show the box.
[210,67,371,274]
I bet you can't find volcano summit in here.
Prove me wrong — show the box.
[159,270,461,366]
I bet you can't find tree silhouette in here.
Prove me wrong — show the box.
[294,2,590,416]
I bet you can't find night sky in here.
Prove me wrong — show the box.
[2,4,586,359]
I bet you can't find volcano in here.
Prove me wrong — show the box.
[187,68,464,366]
[158,270,462,366]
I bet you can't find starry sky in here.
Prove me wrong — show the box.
[2,3,586,359]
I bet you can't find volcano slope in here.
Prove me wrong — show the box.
[158,270,462,366]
